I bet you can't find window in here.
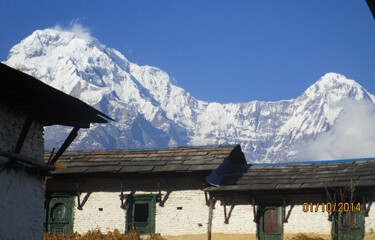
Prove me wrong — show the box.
[126,195,156,235]
[134,203,149,222]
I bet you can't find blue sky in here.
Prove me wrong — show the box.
[1,1,375,103]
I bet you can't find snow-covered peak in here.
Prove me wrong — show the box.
[301,72,372,102]
[8,28,96,59]
[316,72,361,90]
[6,28,133,96]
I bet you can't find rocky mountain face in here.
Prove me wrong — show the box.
[5,28,375,162]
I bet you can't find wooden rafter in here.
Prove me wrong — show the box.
[120,179,125,209]
[204,191,209,206]
[0,149,54,171]
[76,182,82,210]
[207,195,215,240]
[223,200,229,224]
[14,113,33,154]
[49,126,80,166]
[157,179,163,207]
[252,198,258,223]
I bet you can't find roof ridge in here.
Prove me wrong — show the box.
[249,157,375,166]
[45,144,240,153]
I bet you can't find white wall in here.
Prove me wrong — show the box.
[212,203,330,234]
[74,192,126,233]
[155,190,208,235]
[0,103,44,161]
[72,191,333,235]
[365,204,375,234]
[212,201,256,234]
[0,103,45,239]
[284,204,331,233]
[66,178,213,235]
[73,190,210,235]
[67,178,334,236]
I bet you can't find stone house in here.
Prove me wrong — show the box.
[44,145,246,236]
[206,159,375,240]
[0,63,110,239]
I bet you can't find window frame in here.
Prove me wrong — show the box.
[125,194,156,235]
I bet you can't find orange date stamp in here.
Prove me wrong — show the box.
[302,202,361,213]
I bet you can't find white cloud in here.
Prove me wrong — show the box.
[53,20,92,41]
[295,100,375,160]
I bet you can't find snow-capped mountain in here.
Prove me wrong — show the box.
[5,28,375,162]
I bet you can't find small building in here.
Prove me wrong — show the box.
[206,159,375,240]
[45,145,246,236]
[0,63,110,239]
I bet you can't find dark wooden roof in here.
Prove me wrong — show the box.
[367,0,375,19]
[0,63,112,128]
[46,145,246,176]
[206,158,375,192]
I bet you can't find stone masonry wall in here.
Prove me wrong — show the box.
[0,103,44,161]
[58,177,375,236]
[0,103,45,239]
[71,190,336,235]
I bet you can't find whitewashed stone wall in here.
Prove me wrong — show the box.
[69,182,375,236]
[284,205,331,233]
[74,192,126,233]
[65,178,213,235]
[365,205,375,234]
[72,191,334,235]
[0,103,44,161]
[212,201,256,234]
[73,190,209,235]
[155,190,208,235]
[67,178,336,235]
[0,103,45,239]
[212,203,330,234]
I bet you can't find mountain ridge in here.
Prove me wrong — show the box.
[5,28,375,162]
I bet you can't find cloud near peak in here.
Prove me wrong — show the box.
[295,100,375,161]
[53,20,92,42]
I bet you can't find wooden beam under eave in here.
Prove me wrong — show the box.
[207,195,214,240]
[0,149,55,171]
[49,126,80,166]
[14,113,33,154]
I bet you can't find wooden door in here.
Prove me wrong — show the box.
[46,194,74,234]
[257,206,283,240]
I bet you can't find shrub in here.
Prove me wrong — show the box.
[43,229,166,240]
[290,233,325,240]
